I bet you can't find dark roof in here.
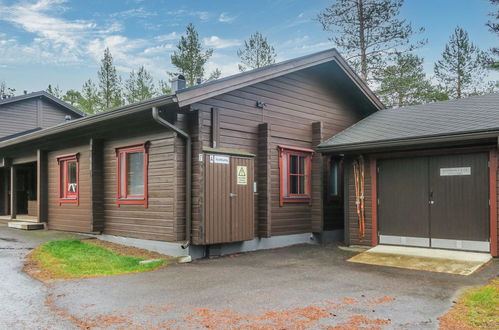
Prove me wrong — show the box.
[0,127,42,142]
[0,48,381,149]
[0,91,86,117]
[318,93,499,152]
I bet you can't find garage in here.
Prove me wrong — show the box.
[317,93,499,256]
[377,152,489,252]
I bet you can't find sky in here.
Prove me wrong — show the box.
[0,0,497,94]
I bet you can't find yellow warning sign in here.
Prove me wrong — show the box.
[237,166,247,185]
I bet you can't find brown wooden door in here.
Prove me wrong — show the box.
[230,157,254,242]
[377,157,430,246]
[204,154,254,244]
[429,153,489,243]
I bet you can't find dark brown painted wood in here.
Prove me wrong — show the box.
[377,157,430,238]
[102,130,177,241]
[257,123,272,237]
[90,139,104,232]
[203,154,254,244]
[47,145,92,232]
[37,149,48,222]
[191,68,369,239]
[429,153,489,241]
[0,97,83,141]
[10,166,16,219]
[211,108,220,148]
[311,121,323,232]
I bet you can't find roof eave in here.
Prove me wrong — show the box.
[0,95,175,149]
[317,130,499,153]
[175,49,384,110]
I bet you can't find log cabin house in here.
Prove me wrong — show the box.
[0,49,382,257]
[0,91,84,220]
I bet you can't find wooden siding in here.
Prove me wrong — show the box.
[190,69,367,240]
[102,130,177,242]
[0,99,38,139]
[47,145,92,232]
[346,157,373,245]
[0,97,79,140]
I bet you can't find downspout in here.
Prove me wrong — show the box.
[151,106,192,249]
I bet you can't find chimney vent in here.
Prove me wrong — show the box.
[196,78,202,85]
[24,90,28,95]
[65,115,72,122]
[171,74,186,93]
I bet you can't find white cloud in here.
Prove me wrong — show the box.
[218,12,236,23]
[142,43,175,55]
[154,32,179,42]
[166,9,211,21]
[110,7,157,19]
[203,36,241,49]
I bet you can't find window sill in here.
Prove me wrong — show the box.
[117,198,147,207]
[59,198,78,205]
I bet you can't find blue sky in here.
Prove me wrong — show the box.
[0,0,497,94]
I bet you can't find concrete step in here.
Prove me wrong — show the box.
[8,221,45,230]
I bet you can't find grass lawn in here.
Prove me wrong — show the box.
[440,277,499,329]
[28,239,167,279]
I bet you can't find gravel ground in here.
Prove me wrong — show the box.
[1,223,497,329]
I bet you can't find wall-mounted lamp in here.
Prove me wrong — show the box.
[256,101,267,109]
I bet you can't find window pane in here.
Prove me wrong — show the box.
[290,175,298,194]
[330,161,339,196]
[127,152,144,196]
[67,161,77,194]
[299,175,305,194]
[289,155,298,174]
[299,156,305,175]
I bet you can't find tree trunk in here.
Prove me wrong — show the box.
[357,0,368,82]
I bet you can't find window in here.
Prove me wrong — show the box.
[278,145,314,206]
[116,142,149,207]
[329,157,343,199]
[57,153,79,204]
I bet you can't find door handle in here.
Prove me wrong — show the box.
[429,200,435,205]
[229,193,237,198]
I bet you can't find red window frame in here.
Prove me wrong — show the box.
[116,142,150,207]
[57,153,79,205]
[278,145,314,206]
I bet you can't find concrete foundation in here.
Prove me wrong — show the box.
[96,230,343,259]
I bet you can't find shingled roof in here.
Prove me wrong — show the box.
[318,93,499,152]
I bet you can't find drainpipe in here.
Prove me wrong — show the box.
[151,107,192,249]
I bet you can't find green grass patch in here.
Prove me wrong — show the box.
[461,278,499,328]
[31,239,165,279]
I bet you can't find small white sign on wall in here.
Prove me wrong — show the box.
[440,167,471,176]
[210,155,230,164]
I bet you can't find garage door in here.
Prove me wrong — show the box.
[377,153,489,252]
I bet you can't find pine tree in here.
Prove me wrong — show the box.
[434,27,489,99]
[63,89,82,106]
[487,0,499,68]
[125,66,155,104]
[376,54,443,107]
[317,0,425,84]
[157,80,172,95]
[0,81,15,98]
[98,48,122,110]
[171,23,215,86]
[237,32,277,72]
[79,79,100,114]
[46,84,63,98]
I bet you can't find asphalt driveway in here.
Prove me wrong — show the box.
[1,224,497,329]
